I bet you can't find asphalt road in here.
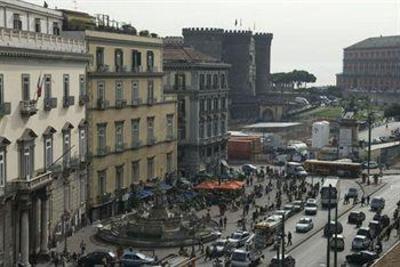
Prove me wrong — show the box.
[359,121,400,141]
[290,175,400,267]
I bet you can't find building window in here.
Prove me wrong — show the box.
[166,152,173,173]
[222,97,227,109]
[79,127,87,161]
[147,80,154,101]
[132,161,140,183]
[97,124,107,152]
[97,81,105,101]
[34,18,41,33]
[44,75,52,98]
[44,137,53,170]
[221,116,226,133]
[132,50,142,71]
[22,74,30,101]
[147,117,155,140]
[96,47,105,69]
[131,80,139,103]
[115,80,123,101]
[63,74,70,98]
[80,174,87,204]
[53,22,60,35]
[213,98,219,111]
[178,98,185,114]
[207,99,212,112]
[147,157,154,180]
[213,118,219,136]
[206,74,212,89]
[175,73,186,90]
[63,130,71,168]
[0,75,3,105]
[0,151,6,187]
[166,114,174,139]
[221,74,226,88]
[213,74,219,89]
[79,75,86,96]
[207,119,212,137]
[115,121,124,150]
[147,51,154,71]
[199,121,204,139]
[115,165,124,190]
[200,99,205,113]
[98,170,106,195]
[199,74,205,90]
[19,140,35,181]
[115,49,124,72]
[131,119,140,145]
[13,14,22,30]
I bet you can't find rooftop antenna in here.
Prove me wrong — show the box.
[72,0,78,10]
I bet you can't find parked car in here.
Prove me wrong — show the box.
[348,211,366,224]
[291,200,304,212]
[329,235,345,251]
[362,161,379,169]
[228,231,251,248]
[371,196,385,211]
[352,235,371,251]
[210,239,234,257]
[120,250,156,267]
[346,187,359,199]
[230,249,261,267]
[356,227,372,240]
[345,250,378,265]
[369,220,383,238]
[304,199,318,215]
[324,221,343,237]
[296,217,314,233]
[78,250,117,267]
[273,209,291,220]
[283,204,296,217]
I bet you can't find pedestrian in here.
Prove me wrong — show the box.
[80,240,86,256]
[361,196,365,207]
[219,217,223,228]
[204,246,211,261]
[287,231,293,246]
[386,226,392,241]
[198,239,204,253]
[367,195,370,205]
[223,216,227,229]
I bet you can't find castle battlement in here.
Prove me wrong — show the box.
[254,32,273,44]
[224,29,253,35]
[182,27,224,34]
[163,36,184,46]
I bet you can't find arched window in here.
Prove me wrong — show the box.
[115,49,124,72]
[147,51,154,71]
[213,74,219,89]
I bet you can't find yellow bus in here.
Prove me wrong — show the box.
[304,160,361,177]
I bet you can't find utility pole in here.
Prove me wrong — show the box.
[281,213,285,267]
[326,184,331,267]
[367,110,372,185]
[334,198,338,267]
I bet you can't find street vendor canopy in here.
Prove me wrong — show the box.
[194,180,244,190]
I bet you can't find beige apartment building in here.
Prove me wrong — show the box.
[63,11,178,220]
[0,1,89,266]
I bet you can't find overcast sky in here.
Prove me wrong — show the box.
[32,0,400,85]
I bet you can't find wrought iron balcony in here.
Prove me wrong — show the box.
[132,66,143,73]
[115,99,127,109]
[131,140,142,149]
[0,102,11,115]
[96,146,110,156]
[147,137,157,145]
[96,98,109,110]
[12,171,52,192]
[131,98,143,106]
[147,97,157,105]
[79,95,89,105]
[96,64,109,72]
[44,97,57,111]
[63,96,75,108]
[166,133,175,142]
[20,100,38,117]
[115,142,126,152]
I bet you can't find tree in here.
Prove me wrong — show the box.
[271,70,317,89]
[384,104,400,118]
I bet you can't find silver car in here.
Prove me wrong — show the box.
[296,217,314,233]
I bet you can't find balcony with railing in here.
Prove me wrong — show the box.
[131,98,143,106]
[147,97,157,105]
[0,102,11,115]
[63,96,75,108]
[44,97,57,111]
[97,146,110,156]
[131,140,142,149]
[0,27,86,54]
[12,171,52,192]
[20,100,38,117]
[97,192,113,204]
[115,142,126,152]
[96,98,109,110]
[79,95,89,105]
[147,136,157,145]
[115,99,127,109]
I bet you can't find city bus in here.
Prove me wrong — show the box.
[320,178,340,208]
[304,160,361,177]
[254,215,282,249]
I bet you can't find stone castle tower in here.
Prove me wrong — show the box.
[182,27,273,120]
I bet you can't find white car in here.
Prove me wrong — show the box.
[296,217,314,233]
[228,231,251,248]
[304,199,318,215]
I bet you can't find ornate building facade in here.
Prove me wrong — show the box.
[62,11,178,221]
[0,1,89,266]
[163,38,230,177]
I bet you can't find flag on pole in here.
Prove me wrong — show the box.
[235,19,238,26]
[240,19,242,27]
[36,74,44,99]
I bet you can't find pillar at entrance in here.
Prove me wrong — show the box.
[34,198,41,254]
[40,196,49,255]
[21,208,31,267]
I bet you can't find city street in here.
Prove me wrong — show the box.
[290,175,400,266]
[359,121,400,141]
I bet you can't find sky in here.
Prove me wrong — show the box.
[31,0,400,85]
